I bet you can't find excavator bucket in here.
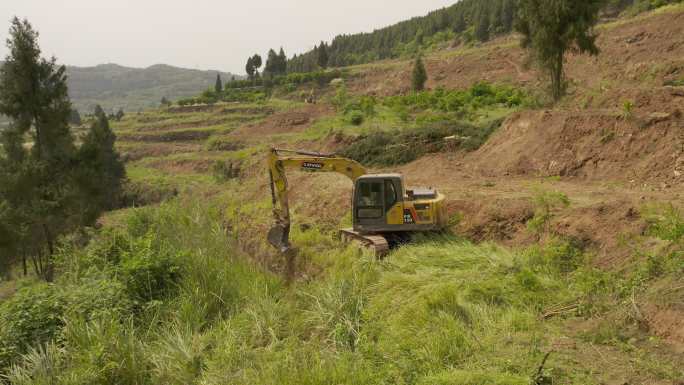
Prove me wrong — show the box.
[267,223,290,253]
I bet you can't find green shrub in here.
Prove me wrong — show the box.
[340,118,503,166]
[527,189,570,235]
[0,284,65,370]
[525,238,585,274]
[383,82,534,114]
[348,110,364,126]
[417,370,528,385]
[644,203,684,242]
[119,234,183,305]
[212,160,241,182]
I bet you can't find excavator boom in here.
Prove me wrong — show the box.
[267,148,366,252]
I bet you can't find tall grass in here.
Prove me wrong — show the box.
[3,197,683,384]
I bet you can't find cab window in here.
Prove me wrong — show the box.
[384,180,397,210]
[357,181,383,219]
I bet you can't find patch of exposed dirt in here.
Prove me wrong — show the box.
[230,104,334,139]
[348,7,684,100]
[466,108,683,184]
[448,197,535,244]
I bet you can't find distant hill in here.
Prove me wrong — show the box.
[66,64,240,114]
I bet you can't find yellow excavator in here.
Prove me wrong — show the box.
[267,148,448,255]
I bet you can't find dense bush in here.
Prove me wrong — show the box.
[340,118,504,166]
[384,82,534,115]
[224,69,345,90]
[119,234,183,305]
[0,284,65,369]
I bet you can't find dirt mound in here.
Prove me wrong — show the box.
[466,108,683,184]
[231,104,334,138]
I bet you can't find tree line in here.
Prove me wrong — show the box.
[240,0,680,78]
[0,18,125,281]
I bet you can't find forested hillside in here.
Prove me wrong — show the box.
[66,64,239,114]
[287,0,682,71]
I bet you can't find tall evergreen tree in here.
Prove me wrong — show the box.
[317,41,329,69]
[245,56,255,79]
[0,18,77,281]
[264,49,279,77]
[475,7,491,41]
[74,105,125,225]
[277,47,287,74]
[411,54,428,91]
[215,73,223,93]
[516,0,603,101]
[251,54,263,76]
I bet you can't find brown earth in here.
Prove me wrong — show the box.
[230,103,334,139]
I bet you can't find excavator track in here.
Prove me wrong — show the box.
[339,228,389,257]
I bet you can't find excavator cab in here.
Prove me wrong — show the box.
[352,174,447,234]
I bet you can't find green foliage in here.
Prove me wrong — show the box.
[527,189,570,235]
[412,54,428,91]
[516,0,603,101]
[317,41,329,69]
[214,74,223,94]
[119,233,183,305]
[348,110,364,126]
[227,69,345,90]
[0,17,78,281]
[621,100,634,119]
[264,48,288,77]
[643,204,684,243]
[331,84,349,111]
[524,238,585,274]
[384,82,535,115]
[211,160,241,182]
[288,0,518,68]
[418,370,528,385]
[341,119,503,166]
[74,106,126,223]
[0,284,65,369]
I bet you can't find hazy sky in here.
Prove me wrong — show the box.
[0,0,455,74]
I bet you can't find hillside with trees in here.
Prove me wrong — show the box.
[285,0,682,71]
[64,64,240,114]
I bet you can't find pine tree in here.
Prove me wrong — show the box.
[215,73,223,93]
[0,18,77,281]
[115,108,125,121]
[277,47,287,74]
[245,56,255,79]
[475,7,490,42]
[74,105,125,225]
[516,0,603,101]
[251,54,262,76]
[411,54,428,91]
[264,49,278,77]
[317,41,329,69]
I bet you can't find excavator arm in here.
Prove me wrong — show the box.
[267,147,367,252]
